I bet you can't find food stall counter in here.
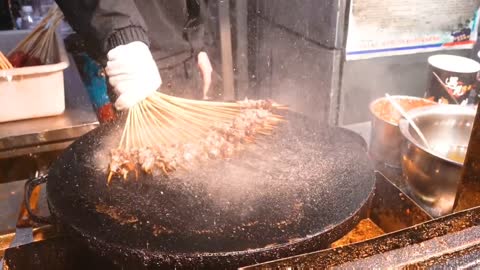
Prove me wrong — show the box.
[0,54,99,159]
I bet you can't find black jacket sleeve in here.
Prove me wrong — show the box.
[55,0,150,57]
[183,0,213,57]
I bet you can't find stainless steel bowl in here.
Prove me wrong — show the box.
[399,105,476,216]
[369,96,436,168]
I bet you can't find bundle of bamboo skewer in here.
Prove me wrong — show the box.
[0,52,13,70]
[108,91,287,181]
[119,93,283,149]
[7,5,63,68]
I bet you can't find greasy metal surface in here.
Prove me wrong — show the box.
[369,96,436,169]
[404,243,480,268]
[336,224,480,269]
[0,181,26,235]
[377,162,463,220]
[0,226,57,258]
[455,103,480,212]
[369,172,432,233]
[16,183,42,229]
[0,141,74,160]
[3,236,115,270]
[0,54,99,155]
[399,105,475,216]
[44,111,375,268]
[24,177,51,225]
[0,180,48,235]
[344,119,475,219]
[4,167,480,269]
[7,183,41,252]
[0,151,62,184]
[243,177,480,269]
[76,198,370,270]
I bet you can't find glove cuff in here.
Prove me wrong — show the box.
[105,26,151,53]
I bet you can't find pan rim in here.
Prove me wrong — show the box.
[44,111,377,259]
[48,186,374,260]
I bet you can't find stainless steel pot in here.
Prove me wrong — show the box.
[369,96,436,168]
[399,105,476,216]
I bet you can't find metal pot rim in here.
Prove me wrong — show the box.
[369,95,436,127]
[398,104,477,166]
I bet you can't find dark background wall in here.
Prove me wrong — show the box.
[246,0,346,124]
[244,0,476,125]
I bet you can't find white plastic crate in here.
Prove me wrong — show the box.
[0,30,69,123]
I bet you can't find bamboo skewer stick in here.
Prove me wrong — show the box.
[116,93,288,151]
[7,5,63,67]
[145,101,210,140]
[0,52,13,70]
[7,6,62,55]
[119,111,131,149]
[109,68,289,181]
[148,98,219,130]
[142,103,181,143]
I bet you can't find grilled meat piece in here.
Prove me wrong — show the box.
[108,105,279,180]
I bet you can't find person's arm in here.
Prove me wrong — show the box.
[55,0,161,111]
[55,0,150,56]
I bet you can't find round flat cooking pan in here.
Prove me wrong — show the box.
[26,111,375,269]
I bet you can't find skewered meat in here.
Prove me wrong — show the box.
[23,56,43,67]
[8,51,44,68]
[108,106,280,181]
[8,51,27,67]
[138,148,156,173]
[109,149,138,179]
[237,98,273,110]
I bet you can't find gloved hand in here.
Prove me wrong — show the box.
[105,41,162,111]
[197,51,213,99]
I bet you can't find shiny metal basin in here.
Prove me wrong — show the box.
[369,96,436,168]
[399,105,476,216]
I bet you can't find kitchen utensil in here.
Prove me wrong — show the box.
[24,111,376,269]
[369,95,436,168]
[454,103,480,212]
[399,105,476,216]
[0,30,69,123]
[385,93,431,149]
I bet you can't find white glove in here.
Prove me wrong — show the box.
[105,41,162,111]
[197,51,213,99]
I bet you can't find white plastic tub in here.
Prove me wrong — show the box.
[0,30,69,123]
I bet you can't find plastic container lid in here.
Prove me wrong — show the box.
[428,54,480,73]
